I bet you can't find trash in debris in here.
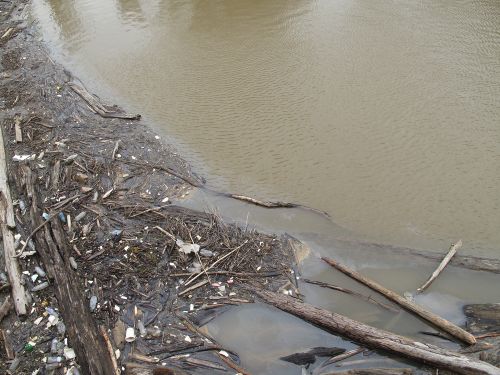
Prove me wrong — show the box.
[42,212,50,220]
[58,212,66,223]
[32,282,49,292]
[89,296,98,311]
[125,327,136,342]
[34,266,46,277]
[176,239,200,255]
[75,212,86,222]
[200,249,214,257]
[111,229,123,241]
[13,154,36,161]
[69,257,78,270]
[64,347,76,360]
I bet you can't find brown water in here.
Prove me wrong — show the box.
[31,1,500,373]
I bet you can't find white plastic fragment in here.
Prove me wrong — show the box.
[184,335,192,343]
[125,327,136,343]
[176,239,200,255]
[63,347,76,360]
[13,154,36,162]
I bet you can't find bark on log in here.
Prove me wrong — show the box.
[25,166,117,375]
[322,257,476,345]
[255,289,500,375]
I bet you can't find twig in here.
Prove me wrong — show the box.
[179,279,209,297]
[476,332,500,340]
[303,279,398,312]
[183,241,247,287]
[153,226,176,241]
[111,140,121,160]
[314,347,366,373]
[416,240,462,294]
[14,211,59,257]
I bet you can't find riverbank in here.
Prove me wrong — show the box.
[1,1,500,375]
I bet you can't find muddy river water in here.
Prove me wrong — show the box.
[32,0,500,373]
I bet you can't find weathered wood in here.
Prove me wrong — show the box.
[0,295,12,322]
[464,304,500,335]
[0,125,27,314]
[14,116,22,143]
[0,122,15,227]
[69,82,141,120]
[255,289,500,375]
[25,167,117,375]
[322,369,413,375]
[322,257,476,345]
[416,240,461,293]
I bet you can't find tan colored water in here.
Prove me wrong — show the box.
[32,1,500,373]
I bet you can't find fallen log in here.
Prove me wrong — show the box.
[0,123,27,315]
[335,238,500,274]
[322,257,476,345]
[255,289,500,375]
[416,240,461,293]
[322,369,413,375]
[24,166,117,375]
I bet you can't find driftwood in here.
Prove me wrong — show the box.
[416,240,461,293]
[255,289,500,375]
[280,347,345,366]
[215,191,331,218]
[323,369,413,375]
[346,238,500,274]
[0,295,12,322]
[322,257,476,345]
[69,82,141,120]
[0,124,27,315]
[303,279,398,312]
[464,304,500,335]
[24,166,117,375]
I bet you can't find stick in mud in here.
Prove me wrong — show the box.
[416,240,461,294]
[254,288,500,375]
[321,257,477,345]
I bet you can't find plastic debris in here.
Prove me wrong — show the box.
[125,327,136,342]
[13,154,36,161]
[176,239,200,255]
[32,282,49,292]
[42,212,50,220]
[24,342,35,352]
[69,257,78,270]
[64,347,76,360]
[89,296,98,311]
[75,212,86,222]
[200,249,214,257]
[58,212,66,223]
[35,266,46,277]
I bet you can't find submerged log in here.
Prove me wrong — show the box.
[322,257,476,345]
[323,369,413,375]
[464,304,500,335]
[24,166,117,375]
[255,289,500,375]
